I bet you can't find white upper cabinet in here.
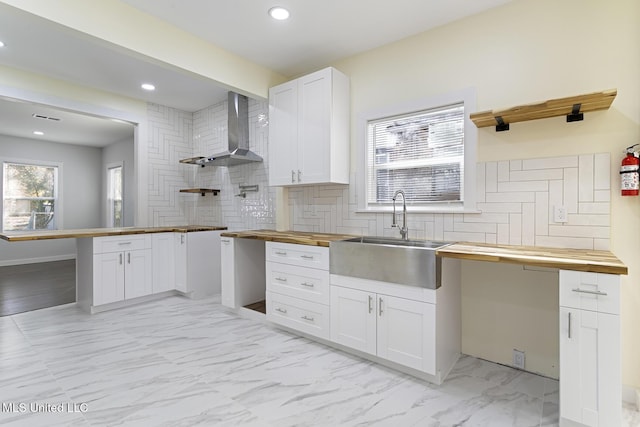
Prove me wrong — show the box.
[268,67,350,186]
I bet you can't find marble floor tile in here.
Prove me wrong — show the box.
[2,296,639,427]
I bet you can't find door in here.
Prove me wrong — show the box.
[220,237,236,308]
[94,252,125,305]
[268,80,298,185]
[124,249,153,299]
[152,233,175,294]
[560,307,620,426]
[377,294,436,374]
[174,233,187,292]
[330,286,376,355]
[298,68,330,184]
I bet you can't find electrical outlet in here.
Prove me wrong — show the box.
[513,349,525,370]
[553,205,568,223]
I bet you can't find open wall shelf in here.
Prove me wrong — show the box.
[179,157,206,167]
[470,89,617,132]
[179,189,220,196]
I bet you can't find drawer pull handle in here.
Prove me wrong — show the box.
[300,255,314,260]
[379,297,384,316]
[572,288,608,296]
[275,308,287,314]
[118,242,132,245]
[568,312,572,339]
[301,315,314,322]
[275,277,288,282]
[119,253,123,265]
[291,170,295,183]
[128,253,131,264]
[221,239,230,244]
[275,251,287,256]
[300,282,314,288]
[368,295,373,314]
[298,170,302,182]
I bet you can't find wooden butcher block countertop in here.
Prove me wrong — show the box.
[220,229,356,247]
[0,225,227,242]
[437,242,627,275]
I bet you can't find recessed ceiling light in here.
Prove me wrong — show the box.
[141,83,156,91]
[33,131,44,136]
[0,41,5,48]
[269,6,290,20]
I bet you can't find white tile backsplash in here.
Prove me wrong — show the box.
[289,153,611,250]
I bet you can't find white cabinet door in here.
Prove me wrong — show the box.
[330,286,376,355]
[94,252,125,305]
[377,294,436,374]
[220,237,236,308]
[152,233,175,294]
[124,249,153,299]
[559,307,621,427]
[297,68,330,184]
[174,233,187,292]
[268,80,298,186]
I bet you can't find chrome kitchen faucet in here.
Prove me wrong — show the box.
[391,189,408,240]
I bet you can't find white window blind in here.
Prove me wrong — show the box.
[366,103,464,207]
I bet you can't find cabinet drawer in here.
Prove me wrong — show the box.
[266,291,330,340]
[266,261,330,305]
[559,270,620,315]
[94,235,150,254]
[266,242,329,270]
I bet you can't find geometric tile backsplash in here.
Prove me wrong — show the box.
[146,99,610,249]
[289,153,611,250]
[146,98,275,231]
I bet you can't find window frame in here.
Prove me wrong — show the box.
[1,158,63,232]
[356,88,477,213]
[106,161,124,228]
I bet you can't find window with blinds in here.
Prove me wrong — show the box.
[366,103,464,207]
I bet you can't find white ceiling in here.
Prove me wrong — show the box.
[0,0,512,146]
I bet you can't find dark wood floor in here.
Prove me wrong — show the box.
[244,300,266,314]
[0,259,75,317]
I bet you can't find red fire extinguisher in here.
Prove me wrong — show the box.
[621,144,640,196]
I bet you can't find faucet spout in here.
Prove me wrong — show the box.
[391,190,408,240]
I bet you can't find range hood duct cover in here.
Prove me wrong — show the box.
[199,92,263,167]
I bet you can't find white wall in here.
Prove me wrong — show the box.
[102,137,135,227]
[0,135,102,265]
[327,0,639,387]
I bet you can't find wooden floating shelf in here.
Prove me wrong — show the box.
[179,157,206,166]
[179,188,220,196]
[470,89,617,131]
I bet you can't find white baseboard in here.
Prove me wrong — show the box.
[0,254,76,267]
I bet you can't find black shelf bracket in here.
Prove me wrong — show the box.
[566,103,584,122]
[495,116,510,132]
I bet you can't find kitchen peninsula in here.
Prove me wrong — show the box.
[0,226,227,313]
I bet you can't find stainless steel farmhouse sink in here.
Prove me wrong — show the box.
[329,237,452,289]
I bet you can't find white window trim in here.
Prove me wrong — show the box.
[356,88,478,214]
[1,157,64,232]
[106,161,124,228]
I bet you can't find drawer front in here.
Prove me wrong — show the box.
[266,242,329,270]
[266,291,330,340]
[559,270,620,315]
[266,261,330,305]
[94,235,149,254]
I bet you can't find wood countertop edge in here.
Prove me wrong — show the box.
[0,226,227,242]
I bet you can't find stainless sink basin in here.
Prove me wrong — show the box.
[329,236,452,289]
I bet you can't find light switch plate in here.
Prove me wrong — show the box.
[553,205,568,223]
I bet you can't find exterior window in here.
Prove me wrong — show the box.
[107,164,123,228]
[2,162,58,231]
[366,103,465,208]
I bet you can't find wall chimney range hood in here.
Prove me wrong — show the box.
[198,92,263,167]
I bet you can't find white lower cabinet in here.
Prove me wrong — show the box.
[330,285,435,374]
[91,235,153,306]
[152,232,176,294]
[559,270,621,427]
[265,242,331,339]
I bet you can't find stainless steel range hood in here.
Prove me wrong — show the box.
[198,92,263,167]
